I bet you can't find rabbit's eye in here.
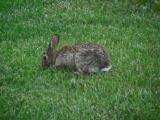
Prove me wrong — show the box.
[43,55,48,60]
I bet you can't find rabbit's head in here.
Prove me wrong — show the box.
[42,34,59,68]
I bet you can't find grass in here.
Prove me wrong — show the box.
[0,0,160,119]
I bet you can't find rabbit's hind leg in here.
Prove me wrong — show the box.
[77,66,89,74]
[76,64,99,74]
[88,66,99,73]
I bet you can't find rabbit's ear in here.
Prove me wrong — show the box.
[48,34,59,49]
[49,34,59,48]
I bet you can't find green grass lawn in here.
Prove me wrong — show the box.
[0,0,160,119]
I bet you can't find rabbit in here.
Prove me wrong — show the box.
[42,34,112,74]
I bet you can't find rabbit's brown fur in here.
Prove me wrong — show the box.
[42,34,112,74]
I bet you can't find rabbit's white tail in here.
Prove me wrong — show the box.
[101,65,112,72]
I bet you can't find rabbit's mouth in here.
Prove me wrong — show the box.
[42,60,50,68]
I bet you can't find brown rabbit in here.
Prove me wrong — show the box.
[42,34,112,74]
